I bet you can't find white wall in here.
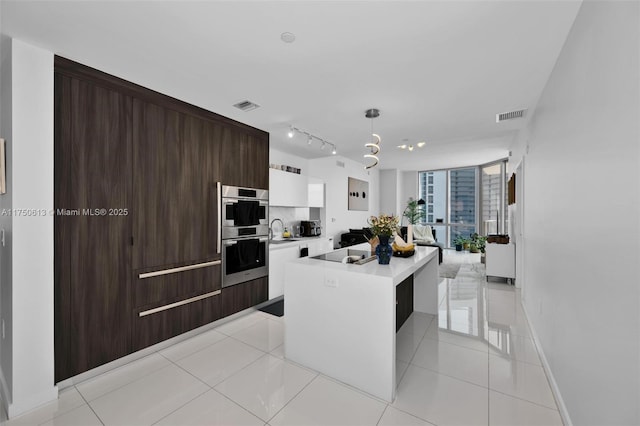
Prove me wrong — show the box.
[269,148,309,174]
[308,156,379,247]
[0,39,56,417]
[510,2,639,424]
[0,33,13,405]
[379,169,400,216]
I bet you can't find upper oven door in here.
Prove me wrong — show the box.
[222,199,268,227]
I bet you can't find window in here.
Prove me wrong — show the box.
[481,161,508,235]
[419,167,477,247]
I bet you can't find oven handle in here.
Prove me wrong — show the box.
[217,181,222,254]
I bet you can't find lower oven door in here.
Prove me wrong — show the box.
[222,236,269,287]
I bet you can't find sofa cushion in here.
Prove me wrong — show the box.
[413,225,435,244]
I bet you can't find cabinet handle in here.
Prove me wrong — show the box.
[138,260,221,279]
[138,290,221,317]
[217,181,222,254]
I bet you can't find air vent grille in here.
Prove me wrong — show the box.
[496,109,527,123]
[233,100,260,112]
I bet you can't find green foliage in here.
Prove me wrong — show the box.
[403,198,426,225]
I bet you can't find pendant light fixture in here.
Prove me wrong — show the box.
[364,108,381,170]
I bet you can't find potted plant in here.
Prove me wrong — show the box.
[367,214,400,264]
[453,235,465,252]
[402,197,425,244]
[469,233,487,253]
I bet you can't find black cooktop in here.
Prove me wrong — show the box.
[310,248,373,263]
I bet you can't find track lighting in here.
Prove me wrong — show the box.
[397,140,426,152]
[287,125,337,156]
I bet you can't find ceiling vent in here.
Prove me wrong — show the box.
[496,109,527,123]
[233,100,260,112]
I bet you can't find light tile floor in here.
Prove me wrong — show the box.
[2,250,563,426]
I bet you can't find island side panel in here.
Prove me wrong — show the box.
[284,262,396,402]
[414,254,439,315]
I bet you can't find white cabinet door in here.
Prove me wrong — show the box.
[308,178,325,208]
[307,238,333,257]
[269,169,308,207]
[268,246,300,299]
[485,243,516,280]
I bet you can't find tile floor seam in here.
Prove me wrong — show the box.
[407,360,489,390]
[388,404,440,426]
[374,404,390,426]
[264,371,321,423]
[209,387,270,425]
[146,386,211,426]
[488,388,563,413]
[318,373,390,406]
[216,316,268,337]
[159,352,218,391]
[157,333,229,363]
[77,358,173,404]
[226,330,279,353]
[421,334,489,354]
[73,384,105,426]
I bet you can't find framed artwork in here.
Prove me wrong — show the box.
[347,177,368,211]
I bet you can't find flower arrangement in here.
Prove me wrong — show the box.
[367,213,400,237]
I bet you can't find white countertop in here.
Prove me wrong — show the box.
[289,242,438,285]
[268,236,327,250]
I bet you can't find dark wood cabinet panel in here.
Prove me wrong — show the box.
[396,274,414,332]
[55,75,133,381]
[134,262,222,309]
[132,100,221,270]
[222,277,268,318]
[221,129,269,189]
[133,291,222,351]
[54,56,270,382]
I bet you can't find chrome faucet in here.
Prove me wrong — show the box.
[269,218,284,240]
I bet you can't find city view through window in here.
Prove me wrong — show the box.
[419,161,507,247]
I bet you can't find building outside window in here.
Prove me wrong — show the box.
[419,161,507,247]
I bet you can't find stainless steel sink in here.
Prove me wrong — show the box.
[269,239,300,244]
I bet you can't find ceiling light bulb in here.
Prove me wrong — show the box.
[287,127,294,138]
[308,136,313,145]
[397,144,407,149]
[417,142,426,148]
[408,145,414,151]
[332,147,337,155]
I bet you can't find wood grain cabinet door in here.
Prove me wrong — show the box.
[54,75,133,381]
[221,129,269,189]
[132,99,222,271]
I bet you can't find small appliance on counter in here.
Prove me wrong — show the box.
[300,220,322,237]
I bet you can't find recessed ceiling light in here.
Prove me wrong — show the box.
[281,32,296,43]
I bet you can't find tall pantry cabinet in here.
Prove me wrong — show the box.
[54,57,269,382]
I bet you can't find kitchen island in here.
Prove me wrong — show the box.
[284,243,439,402]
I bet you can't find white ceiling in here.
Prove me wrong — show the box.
[2,0,581,171]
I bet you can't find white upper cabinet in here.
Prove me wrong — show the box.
[308,177,325,208]
[269,168,308,207]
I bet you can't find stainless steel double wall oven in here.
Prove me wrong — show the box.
[220,185,269,287]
